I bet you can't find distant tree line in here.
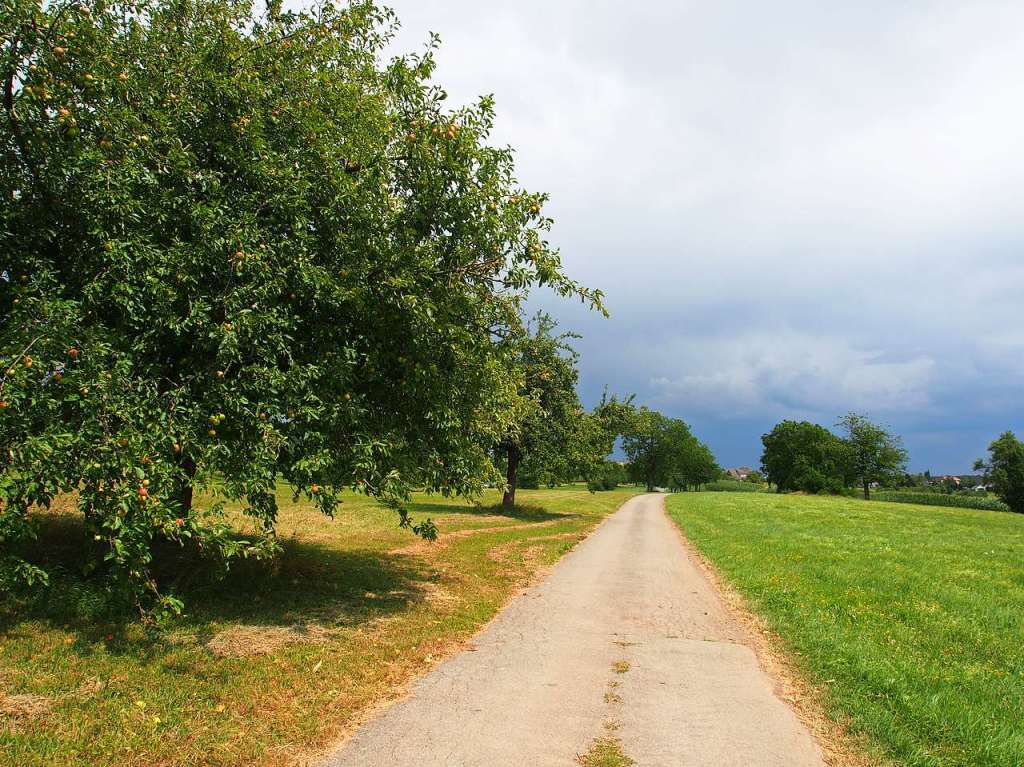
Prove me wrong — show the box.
[494,316,719,506]
[975,433,1024,514]
[760,414,1024,513]
[621,408,719,492]
[760,414,907,499]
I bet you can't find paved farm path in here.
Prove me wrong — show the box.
[325,494,826,767]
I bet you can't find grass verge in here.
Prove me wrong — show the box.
[577,736,633,767]
[666,492,1024,767]
[0,486,638,766]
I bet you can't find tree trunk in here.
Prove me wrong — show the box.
[177,455,197,517]
[862,480,870,500]
[502,445,520,513]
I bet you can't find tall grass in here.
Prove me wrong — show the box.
[872,490,1010,512]
[701,479,761,492]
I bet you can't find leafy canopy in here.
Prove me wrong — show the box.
[500,314,586,493]
[496,317,626,507]
[760,420,849,494]
[836,413,907,499]
[0,0,600,615]
[622,408,718,492]
[976,432,1024,514]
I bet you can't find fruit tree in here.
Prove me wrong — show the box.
[0,0,601,616]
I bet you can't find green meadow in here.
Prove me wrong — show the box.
[667,492,1024,767]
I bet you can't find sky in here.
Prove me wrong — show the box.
[381,0,1024,472]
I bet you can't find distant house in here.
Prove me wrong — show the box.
[725,467,753,481]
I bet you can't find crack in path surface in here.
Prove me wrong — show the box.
[323,494,826,767]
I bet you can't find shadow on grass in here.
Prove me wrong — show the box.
[179,538,434,627]
[406,499,577,524]
[0,512,438,655]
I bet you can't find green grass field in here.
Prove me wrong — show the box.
[0,486,638,767]
[666,492,1024,767]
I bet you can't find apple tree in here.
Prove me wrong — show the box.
[0,0,601,616]
[836,413,907,499]
[497,314,587,512]
[974,432,1024,514]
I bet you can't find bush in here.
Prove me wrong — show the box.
[702,479,760,493]
[871,491,1010,513]
[822,477,847,495]
[795,466,828,494]
[979,432,1024,514]
[587,460,626,492]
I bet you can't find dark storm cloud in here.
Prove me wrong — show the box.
[379,0,1024,471]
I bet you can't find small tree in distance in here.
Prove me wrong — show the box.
[497,314,585,513]
[621,408,718,492]
[622,408,669,492]
[577,392,636,491]
[837,413,908,500]
[760,420,848,493]
[975,432,1024,514]
[496,327,633,509]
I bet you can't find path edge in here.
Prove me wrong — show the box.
[657,494,890,767]
[305,491,649,767]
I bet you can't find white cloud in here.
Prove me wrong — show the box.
[648,332,937,419]
[333,0,1024,467]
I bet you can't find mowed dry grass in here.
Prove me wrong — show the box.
[0,486,639,767]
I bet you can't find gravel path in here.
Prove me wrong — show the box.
[324,493,826,767]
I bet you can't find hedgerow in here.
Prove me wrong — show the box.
[701,479,761,493]
[871,491,1010,513]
